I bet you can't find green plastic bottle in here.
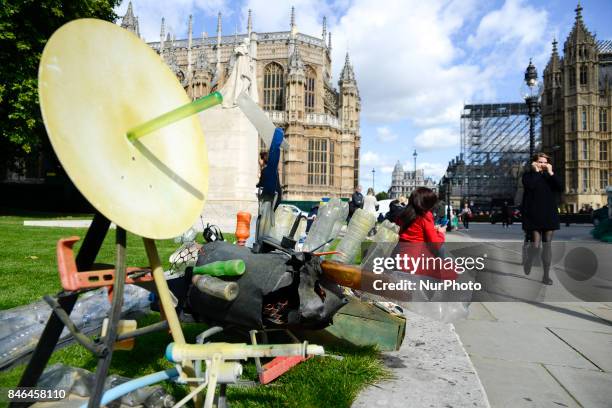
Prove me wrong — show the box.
[192,260,246,277]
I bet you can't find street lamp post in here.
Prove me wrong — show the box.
[521,59,543,158]
[445,168,453,232]
[372,168,376,192]
[413,149,418,194]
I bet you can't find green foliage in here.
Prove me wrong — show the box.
[375,191,389,201]
[0,0,121,172]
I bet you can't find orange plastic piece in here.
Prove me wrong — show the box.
[235,212,251,246]
[57,236,153,292]
[258,355,312,384]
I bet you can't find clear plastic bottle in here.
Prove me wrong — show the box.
[303,199,349,252]
[361,220,400,267]
[332,208,377,264]
[268,205,297,241]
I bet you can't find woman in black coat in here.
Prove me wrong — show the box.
[521,152,563,284]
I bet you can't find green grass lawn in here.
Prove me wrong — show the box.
[0,215,386,407]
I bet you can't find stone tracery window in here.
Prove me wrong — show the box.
[579,65,588,86]
[305,66,316,113]
[263,63,285,111]
[307,138,328,185]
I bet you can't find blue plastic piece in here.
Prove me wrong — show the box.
[80,367,179,408]
[165,342,175,363]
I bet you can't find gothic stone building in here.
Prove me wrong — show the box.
[121,3,361,201]
[389,161,437,199]
[542,4,611,211]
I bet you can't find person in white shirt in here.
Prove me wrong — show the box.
[363,187,378,216]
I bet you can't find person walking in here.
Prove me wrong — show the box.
[501,201,511,229]
[521,152,563,285]
[460,203,472,230]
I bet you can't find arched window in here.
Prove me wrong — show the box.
[569,66,576,87]
[305,66,316,113]
[263,63,285,111]
[579,65,588,85]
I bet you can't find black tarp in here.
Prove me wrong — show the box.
[186,242,347,330]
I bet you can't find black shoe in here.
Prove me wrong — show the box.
[542,277,553,285]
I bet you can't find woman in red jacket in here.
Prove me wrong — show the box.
[396,187,455,280]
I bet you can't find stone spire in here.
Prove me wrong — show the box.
[322,16,327,42]
[339,52,356,83]
[216,12,222,76]
[160,17,165,49]
[567,1,594,45]
[187,14,193,73]
[290,6,297,37]
[247,9,253,36]
[575,1,583,22]
[288,44,305,75]
[328,32,332,51]
[120,1,139,35]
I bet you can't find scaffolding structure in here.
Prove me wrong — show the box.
[459,103,541,208]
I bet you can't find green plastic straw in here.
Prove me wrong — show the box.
[127,92,223,141]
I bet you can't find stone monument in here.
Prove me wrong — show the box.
[198,38,259,233]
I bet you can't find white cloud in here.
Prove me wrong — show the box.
[380,165,395,174]
[402,161,447,180]
[466,0,550,80]
[361,150,381,166]
[375,126,398,143]
[116,0,231,42]
[329,0,488,125]
[414,127,459,151]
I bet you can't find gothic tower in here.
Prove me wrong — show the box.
[339,52,361,188]
[562,3,602,209]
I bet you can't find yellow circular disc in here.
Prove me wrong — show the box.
[39,19,209,239]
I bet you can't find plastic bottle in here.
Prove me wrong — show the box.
[0,285,151,369]
[193,275,239,301]
[303,199,349,252]
[193,260,246,277]
[332,208,377,264]
[268,205,297,241]
[361,220,400,268]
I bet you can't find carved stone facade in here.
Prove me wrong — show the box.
[542,4,611,211]
[121,4,360,201]
[390,162,437,199]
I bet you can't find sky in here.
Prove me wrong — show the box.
[115,0,612,193]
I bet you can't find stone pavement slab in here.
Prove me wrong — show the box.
[479,302,612,333]
[468,355,579,408]
[454,319,597,369]
[352,311,489,408]
[545,365,612,408]
[548,327,612,371]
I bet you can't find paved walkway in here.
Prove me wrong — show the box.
[451,224,612,407]
[352,310,490,408]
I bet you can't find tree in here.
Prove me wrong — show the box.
[375,191,389,201]
[0,0,121,178]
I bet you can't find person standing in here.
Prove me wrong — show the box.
[460,203,472,230]
[521,152,563,285]
[348,185,364,220]
[363,187,378,216]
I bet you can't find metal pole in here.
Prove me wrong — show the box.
[528,98,536,158]
[372,168,375,192]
